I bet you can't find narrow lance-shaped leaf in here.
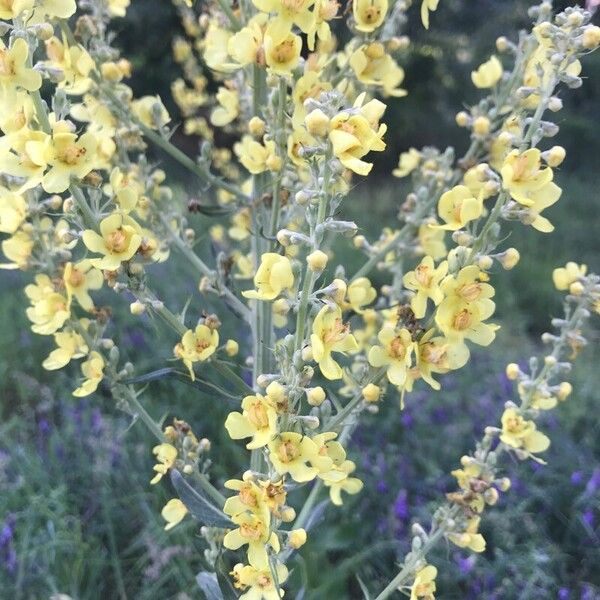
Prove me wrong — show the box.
[170,469,232,528]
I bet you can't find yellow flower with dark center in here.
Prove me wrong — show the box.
[433,185,483,231]
[311,304,358,380]
[253,0,316,44]
[174,323,219,380]
[500,408,550,455]
[223,511,280,566]
[368,326,415,386]
[447,516,486,553]
[264,32,302,73]
[0,186,27,234]
[268,432,332,482]
[82,213,142,271]
[415,329,469,390]
[43,35,94,95]
[329,94,387,176]
[225,394,278,449]
[352,0,388,32]
[0,38,42,92]
[63,260,103,311]
[230,554,289,599]
[349,43,407,97]
[403,256,448,318]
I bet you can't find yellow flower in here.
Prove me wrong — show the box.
[72,350,105,397]
[434,267,498,345]
[411,564,437,600]
[311,304,359,380]
[553,262,587,291]
[231,554,289,600]
[421,0,439,29]
[393,148,421,178]
[418,221,446,260]
[34,0,76,18]
[211,87,240,127]
[0,38,42,92]
[471,55,503,88]
[0,187,27,234]
[501,149,558,207]
[225,394,278,449]
[131,95,171,129]
[253,0,316,44]
[203,21,234,72]
[25,274,70,335]
[42,326,89,370]
[63,260,103,311]
[448,516,486,553]
[268,432,331,482]
[346,277,376,313]
[415,329,469,390]
[43,36,94,95]
[368,326,415,387]
[107,0,130,17]
[500,408,550,455]
[24,126,98,194]
[82,213,142,271]
[0,0,34,20]
[329,94,387,176]
[433,185,483,231]
[291,71,331,129]
[174,323,219,380]
[242,253,294,301]
[353,0,387,32]
[0,127,48,192]
[227,15,266,67]
[150,443,178,485]
[264,31,302,74]
[234,135,281,174]
[161,498,188,531]
[0,230,33,269]
[224,476,270,519]
[403,256,448,319]
[307,0,338,50]
[223,511,280,566]
[108,167,143,213]
[349,43,407,97]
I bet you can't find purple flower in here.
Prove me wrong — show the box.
[571,471,583,485]
[582,508,595,529]
[558,588,570,600]
[585,468,600,494]
[394,490,409,521]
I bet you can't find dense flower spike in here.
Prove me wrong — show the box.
[1,0,599,598]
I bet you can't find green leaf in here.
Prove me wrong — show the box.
[122,367,178,385]
[196,572,225,600]
[170,470,232,528]
[357,575,372,599]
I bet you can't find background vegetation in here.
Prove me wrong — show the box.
[1,0,599,598]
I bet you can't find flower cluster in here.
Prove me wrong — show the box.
[0,0,599,597]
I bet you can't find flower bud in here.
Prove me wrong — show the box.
[301,345,314,362]
[557,381,572,401]
[498,247,520,270]
[280,507,296,522]
[288,528,307,549]
[101,61,124,82]
[569,281,584,296]
[130,300,146,315]
[455,111,470,127]
[306,250,328,272]
[496,36,509,52]
[248,116,266,136]
[505,363,520,380]
[548,96,563,112]
[583,25,600,50]
[545,145,566,167]
[305,108,330,137]
[362,383,381,403]
[477,255,493,270]
[266,381,286,404]
[498,477,511,492]
[225,339,239,357]
[306,386,326,406]
[256,374,270,388]
[473,116,490,135]
[353,234,367,249]
[484,487,499,505]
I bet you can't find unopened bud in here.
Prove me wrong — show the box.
[306,250,328,272]
[499,247,520,270]
[288,528,307,549]
[248,116,266,136]
[557,381,572,401]
[305,108,330,137]
[455,111,470,127]
[225,339,239,357]
[505,363,520,380]
[130,300,146,315]
[301,345,314,362]
[583,25,600,50]
[306,386,326,406]
[473,116,490,136]
[362,383,381,403]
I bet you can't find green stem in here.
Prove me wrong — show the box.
[159,214,250,320]
[138,123,247,201]
[215,0,241,30]
[212,360,254,395]
[69,184,98,230]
